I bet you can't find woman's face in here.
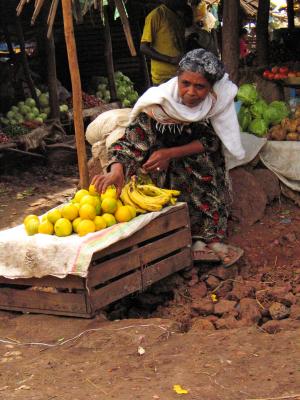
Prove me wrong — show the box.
[178,71,211,107]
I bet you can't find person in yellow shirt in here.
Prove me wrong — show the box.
[140,0,188,85]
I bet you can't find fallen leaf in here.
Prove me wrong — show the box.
[137,346,146,356]
[15,385,30,391]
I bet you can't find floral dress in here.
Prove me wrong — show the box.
[107,112,228,242]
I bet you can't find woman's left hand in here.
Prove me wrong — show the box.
[142,149,172,173]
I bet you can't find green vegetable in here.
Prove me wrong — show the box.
[238,106,252,131]
[237,84,258,105]
[25,98,36,108]
[249,118,268,137]
[250,99,268,118]
[264,104,287,126]
[39,93,49,107]
[269,101,289,119]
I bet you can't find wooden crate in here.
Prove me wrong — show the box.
[0,204,192,318]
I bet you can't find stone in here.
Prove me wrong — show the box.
[293,285,300,295]
[268,284,294,305]
[191,299,214,316]
[189,318,215,332]
[282,232,297,243]
[214,299,237,316]
[229,168,267,225]
[189,282,207,299]
[238,298,262,324]
[215,280,233,298]
[261,319,300,334]
[269,302,290,320]
[205,275,221,290]
[251,169,280,203]
[290,304,300,320]
[214,315,240,330]
[228,279,256,301]
[208,265,238,281]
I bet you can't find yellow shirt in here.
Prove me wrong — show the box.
[141,5,185,84]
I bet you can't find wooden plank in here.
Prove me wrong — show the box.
[140,227,191,265]
[90,270,141,310]
[0,275,85,289]
[88,252,140,288]
[0,305,91,318]
[143,248,192,288]
[0,288,87,314]
[92,204,190,261]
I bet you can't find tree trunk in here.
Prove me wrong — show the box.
[61,0,89,189]
[287,0,295,29]
[45,32,60,119]
[256,0,270,66]
[103,6,117,102]
[222,0,239,84]
[15,17,40,107]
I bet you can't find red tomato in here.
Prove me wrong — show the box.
[268,73,275,80]
[279,67,289,74]
[263,70,270,78]
[274,73,282,80]
[271,66,279,74]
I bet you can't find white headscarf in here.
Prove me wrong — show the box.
[130,74,245,160]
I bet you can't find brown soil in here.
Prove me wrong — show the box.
[1,162,300,399]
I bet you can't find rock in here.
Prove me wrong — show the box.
[269,302,290,320]
[205,315,219,324]
[214,315,239,330]
[228,279,256,301]
[290,304,300,320]
[189,282,207,299]
[268,284,294,305]
[261,319,300,334]
[214,299,237,316]
[293,285,300,295]
[191,299,214,316]
[205,275,221,290]
[229,168,267,225]
[208,265,238,281]
[238,298,262,324]
[189,318,215,332]
[282,232,297,243]
[251,169,280,203]
[215,280,233,298]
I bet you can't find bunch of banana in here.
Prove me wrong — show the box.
[121,176,181,213]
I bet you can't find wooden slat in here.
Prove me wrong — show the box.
[88,252,140,288]
[90,270,141,310]
[0,288,87,313]
[0,275,85,289]
[140,227,191,265]
[92,204,189,260]
[143,248,192,288]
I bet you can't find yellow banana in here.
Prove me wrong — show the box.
[137,186,170,206]
[169,197,177,205]
[161,188,181,197]
[128,181,163,212]
[120,184,146,214]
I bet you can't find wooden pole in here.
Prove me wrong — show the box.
[287,0,295,30]
[104,6,117,101]
[256,0,270,66]
[45,31,60,120]
[222,0,239,84]
[61,0,89,189]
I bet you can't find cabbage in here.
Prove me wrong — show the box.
[237,84,258,105]
[249,118,268,137]
[238,106,252,131]
[25,98,36,108]
[264,105,287,126]
[250,99,268,118]
[269,101,289,119]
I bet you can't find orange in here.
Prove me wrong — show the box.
[101,197,117,214]
[79,204,96,220]
[115,206,133,223]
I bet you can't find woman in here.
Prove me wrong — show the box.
[92,49,245,265]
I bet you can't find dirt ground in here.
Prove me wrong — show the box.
[0,161,300,400]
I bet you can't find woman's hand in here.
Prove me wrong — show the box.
[91,163,125,196]
[142,149,172,173]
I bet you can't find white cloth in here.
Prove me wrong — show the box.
[130,74,245,160]
[0,204,183,279]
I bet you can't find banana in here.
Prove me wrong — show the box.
[161,188,181,197]
[120,184,146,214]
[128,180,163,212]
[137,185,170,206]
[169,197,178,205]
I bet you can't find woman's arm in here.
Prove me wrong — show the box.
[143,140,204,172]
